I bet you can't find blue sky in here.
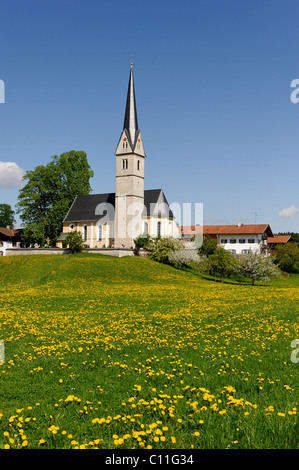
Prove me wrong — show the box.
[0,0,298,232]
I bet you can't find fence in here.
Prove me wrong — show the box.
[0,254,71,293]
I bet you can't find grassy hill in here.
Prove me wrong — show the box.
[0,253,298,449]
[0,254,70,290]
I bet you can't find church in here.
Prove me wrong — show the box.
[57,64,180,249]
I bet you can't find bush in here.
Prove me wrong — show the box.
[208,247,239,282]
[238,251,281,285]
[133,234,151,255]
[198,234,218,257]
[65,230,84,254]
[147,237,182,263]
[168,248,201,268]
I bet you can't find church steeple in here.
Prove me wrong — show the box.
[115,63,146,158]
[123,63,138,146]
[114,62,146,248]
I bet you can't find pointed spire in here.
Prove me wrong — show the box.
[123,62,139,146]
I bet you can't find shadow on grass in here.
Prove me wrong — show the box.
[180,266,298,288]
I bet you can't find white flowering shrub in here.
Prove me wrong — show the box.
[238,251,281,285]
[168,249,201,268]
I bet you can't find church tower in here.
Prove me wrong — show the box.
[114,63,146,248]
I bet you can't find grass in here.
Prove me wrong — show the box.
[0,253,298,449]
[0,254,71,290]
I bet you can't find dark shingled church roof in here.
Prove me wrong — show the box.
[63,189,174,223]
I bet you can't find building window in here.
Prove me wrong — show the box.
[111,223,114,242]
[239,239,245,244]
[69,224,74,230]
[230,250,236,255]
[229,239,236,244]
[157,221,162,237]
[143,221,148,236]
[248,239,255,244]
[242,249,250,254]
[220,239,227,244]
[137,160,140,170]
[83,225,88,242]
[98,225,102,242]
[122,159,128,169]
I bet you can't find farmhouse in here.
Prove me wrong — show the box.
[180,223,274,255]
[57,64,180,249]
[0,228,23,256]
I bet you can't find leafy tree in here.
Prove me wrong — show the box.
[273,242,299,273]
[0,203,16,228]
[208,247,239,282]
[21,222,47,247]
[65,230,84,253]
[147,236,182,263]
[238,251,281,285]
[198,234,218,257]
[16,150,94,245]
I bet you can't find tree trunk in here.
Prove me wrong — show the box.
[252,278,255,285]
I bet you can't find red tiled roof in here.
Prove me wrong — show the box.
[0,228,22,238]
[267,235,291,244]
[180,225,202,235]
[181,224,273,236]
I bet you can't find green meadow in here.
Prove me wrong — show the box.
[0,254,298,449]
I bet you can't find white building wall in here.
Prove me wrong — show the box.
[217,234,267,255]
[0,241,22,256]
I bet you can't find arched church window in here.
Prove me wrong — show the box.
[83,225,88,242]
[157,221,162,237]
[143,221,148,236]
[98,225,102,242]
